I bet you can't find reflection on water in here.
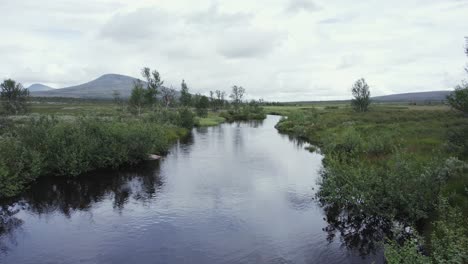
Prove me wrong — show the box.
[0,116,383,264]
[322,205,389,256]
[0,205,23,254]
[23,161,163,215]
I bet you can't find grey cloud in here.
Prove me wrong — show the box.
[217,30,283,59]
[187,3,253,29]
[286,0,321,13]
[319,17,353,24]
[336,54,362,70]
[1,0,468,101]
[100,9,173,42]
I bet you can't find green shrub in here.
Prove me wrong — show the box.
[220,104,267,122]
[0,138,42,198]
[0,115,189,197]
[178,108,195,129]
[430,199,468,264]
[385,237,429,264]
[145,108,195,129]
[384,199,468,264]
[447,124,468,158]
[319,155,466,226]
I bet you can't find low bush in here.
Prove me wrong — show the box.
[0,138,42,197]
[144,108,195,129]
[220,109,266,122]
[319,154,466,225]
[0,115,188,198]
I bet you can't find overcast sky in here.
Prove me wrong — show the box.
[1,0,467,101]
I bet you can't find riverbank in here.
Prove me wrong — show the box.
[196,113,226,127]
[0,114,190,199]
[268,104,468,262]
[0,100,267,199]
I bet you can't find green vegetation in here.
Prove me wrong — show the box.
[179,80,192,107]
[219,86,266,121]
[274,104,468,261]
[229,85,245,111]
[0,67,267,198]
[1,79,30,115]
[220,102,266,121]
[447,82,468,116]
[272,44,468,261]
[0,112,189,199]
[195,95,209,117]
[196,113,226,127]
[351,78,371,112]
[128,67,164,115]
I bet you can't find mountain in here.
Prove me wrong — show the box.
[27,83,54,92]
[31,74,143,99]
[372,91,452,102]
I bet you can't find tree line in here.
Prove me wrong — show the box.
[123,67,264,120]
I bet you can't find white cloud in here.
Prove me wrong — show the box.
[0,0,467,101]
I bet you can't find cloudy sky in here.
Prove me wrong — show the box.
[1,0,467,101]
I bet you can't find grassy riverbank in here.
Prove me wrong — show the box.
[0,99,267,198]
[196,113,226,127]
[0,113,189,198]
[270,103,468,262]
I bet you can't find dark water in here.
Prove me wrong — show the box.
[0,115,382,264]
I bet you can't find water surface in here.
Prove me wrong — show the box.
[0,115,382,264]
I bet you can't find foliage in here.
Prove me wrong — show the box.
[0,138,42,197]
[196,114,226,127]
[230,85,245,111]
[129,66,168,114]
[0,79,30,115]
[179,80,192,107]
[351,78,371,112]
[447,38,468,116]
[447,82,468,116]
[273,105,468,261]
[319,152,465,226]
[195,95,209,117]
[385,237,430,264]
[214,90,226,110]
[178,107,196,129]
[144,108,195,129]
[160,86,177,108]
[384,198,468,264]
[447,123,468,158]
[220,101,266,121]
[0,116,188,198]
[430,198,468,264]
[141,67,163,107]
[128,80,146,116]
[112,90,125,112]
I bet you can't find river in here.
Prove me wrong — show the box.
[0,115,382,264]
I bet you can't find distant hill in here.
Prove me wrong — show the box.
[31,74,145,99]
[27,83,54,92]
[372,91,451,102]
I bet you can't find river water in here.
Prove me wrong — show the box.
[0,115,382,264]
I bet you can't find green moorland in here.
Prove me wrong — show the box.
[269,102,468,263]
